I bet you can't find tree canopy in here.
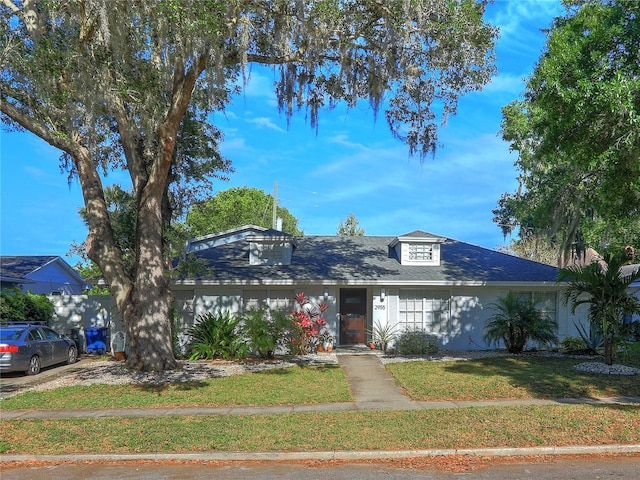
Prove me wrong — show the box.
[337,213,365,236]
[186,187,302,236]
[1,0,497,371]
[495,0,640,266]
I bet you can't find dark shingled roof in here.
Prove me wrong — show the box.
[0,256,58,282]
[182,233,560,285]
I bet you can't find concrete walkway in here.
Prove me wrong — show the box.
[338,354,422,409]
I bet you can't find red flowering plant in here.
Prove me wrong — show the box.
[289,292,330,355]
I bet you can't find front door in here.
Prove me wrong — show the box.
[339,288,367,345]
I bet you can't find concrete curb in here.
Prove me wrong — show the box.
[2,444,639,464]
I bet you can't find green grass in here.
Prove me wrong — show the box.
[2,346,640,455]
[386,355,640,401]
[0,364,351,410]
[1,405,638,454]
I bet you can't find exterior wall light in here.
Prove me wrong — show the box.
[380,288,385,301]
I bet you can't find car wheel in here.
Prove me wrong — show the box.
[26,355,41,375]
[67,345,77,365]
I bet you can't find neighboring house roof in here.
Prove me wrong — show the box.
[621,263,640,288]
[0,255,88,292]
[621,263,640,276]
[176,229,561,287]
[0,269,36,285]
[2,255,56,276]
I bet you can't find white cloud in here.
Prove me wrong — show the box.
[483,72,527,95]
[247,117,286,132]
[234,70,278,105]
[491,0,562,39]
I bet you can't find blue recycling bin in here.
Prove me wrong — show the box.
[85,326,109,354]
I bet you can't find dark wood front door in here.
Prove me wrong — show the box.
[339,288,367,345]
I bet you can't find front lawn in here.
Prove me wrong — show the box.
[386,355,640,401]
[1,405,638,454]
[0,364,350,410]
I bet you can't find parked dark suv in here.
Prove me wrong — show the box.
[0,322,77,375]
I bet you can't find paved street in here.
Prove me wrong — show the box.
[2,456,640,479]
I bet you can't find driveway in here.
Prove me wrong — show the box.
[0,356,96,399]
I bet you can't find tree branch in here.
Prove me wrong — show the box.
[0,0,19,14]
[0,99,75,154]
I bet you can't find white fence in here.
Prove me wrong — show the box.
[48,294,123,353]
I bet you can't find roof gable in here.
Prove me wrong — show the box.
[186,225,269,252]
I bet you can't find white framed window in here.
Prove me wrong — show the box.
[408,244,433,261]
[243,290,267,310]
[268,290,295,312]
[516,291,557,322]
[249,241,294,265]
[243,290,294,312]
[398,290,450,333]
[399,242,440,265]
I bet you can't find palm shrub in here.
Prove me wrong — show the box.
[186,311,247,360]
[558,249,640,365]
[240,307,292,358]
[483,292,558,353]
[394,329,438,355]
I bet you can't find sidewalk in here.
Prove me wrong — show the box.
[3,354,640,421]
[2,353,640,463]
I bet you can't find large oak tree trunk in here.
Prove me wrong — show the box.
[123,279,177,371]
[123,169,178,371]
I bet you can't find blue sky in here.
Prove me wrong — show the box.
[0,0,565,265]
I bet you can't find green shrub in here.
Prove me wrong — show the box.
[186,311,247,360]
[560,336,587,353]
[240,307,292,358]
[0,288,54,322]
[574,321,604,355]
[394,329,439,355]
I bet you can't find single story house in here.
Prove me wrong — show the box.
[622,263,640,325]
[173,225,582,351]
[0,256,89,295]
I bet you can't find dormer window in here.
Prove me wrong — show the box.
[408,243,434,261]
[389,231,446,266]
[248,234,296,266]
[400,241,440,265]
[250,242,288,265]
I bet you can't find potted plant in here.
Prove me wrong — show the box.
[318,330,335,352]
[367,321,397,353]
